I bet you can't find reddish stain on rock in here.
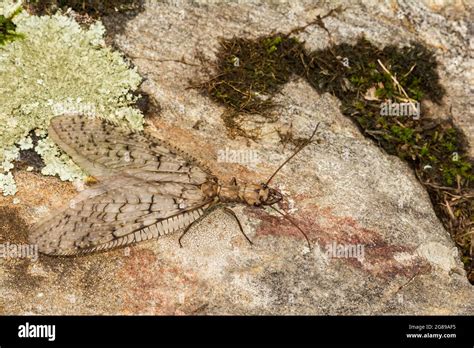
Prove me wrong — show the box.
[248,204,431,280]
[116,248,206,314]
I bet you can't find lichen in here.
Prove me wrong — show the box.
[34,137,84,181]
[0,172,17,196]
[0,0,144,195]
[1,146,19,172]
[17,135,33,150]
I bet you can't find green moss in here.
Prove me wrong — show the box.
[198,34,306,115]
[299,37,473,188]
[441,160,474,186]
[0,1,23,45]
[390,125,414,144]
[23,0,144,17]
[0,0,144,195]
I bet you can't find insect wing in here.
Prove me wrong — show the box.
[30,115,216,255]
[48,115,212,183]
[30,176,213,255]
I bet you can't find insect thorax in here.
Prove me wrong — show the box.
[202,180,269,206]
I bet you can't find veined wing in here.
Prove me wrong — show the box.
[30,176,214,255]
[48,114,213,184]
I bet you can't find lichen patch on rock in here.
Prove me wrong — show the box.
[0,0,144,195]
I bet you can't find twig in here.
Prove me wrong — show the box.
[402,64,417,78]
[128,55,201,67]
[442,198,456,220]
[421,181,459,191]
[377,59,418,114]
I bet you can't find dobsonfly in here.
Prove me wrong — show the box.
[29,115,319,255]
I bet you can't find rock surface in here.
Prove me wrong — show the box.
[1,0,472,314]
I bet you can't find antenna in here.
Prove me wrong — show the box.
[268,205,311,249]
[265,123,320,186]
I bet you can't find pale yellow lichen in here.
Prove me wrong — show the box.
[0,0,145,195]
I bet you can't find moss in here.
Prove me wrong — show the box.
[197,33,306,115]
[23,0,144,17]
[0,1,23,45]
[0,0,144,195]
[441,160,474,186]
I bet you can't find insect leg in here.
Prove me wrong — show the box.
[221,207,253,246]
